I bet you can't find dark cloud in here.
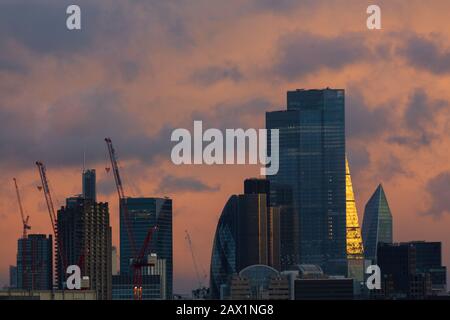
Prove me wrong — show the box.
[191,98,273,129]
[400,34,450,75]
[422,172,450,217]
[274,33,371,79]
[347,144,370,175]
[346,89,394,140]
[158,175,220,194]
[251,0,318,13]
[0,1,97,55]
[190,63,244,86]
[0,88,174,170]
[404,89,447,131]
[387,89,447,148]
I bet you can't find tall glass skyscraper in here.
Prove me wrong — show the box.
[266,89,347,275]
[120,197,173,299]
[210,196,239,299]
[210,179,277,299]
[362,184,393,263]
[82,169,96,202]
[16,234,53,290]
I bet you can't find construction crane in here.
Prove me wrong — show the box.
[105,137,158,300]
[13,178,31,239]
[185,230,207,289]
[13,178,31,289]
[35,161,67,286]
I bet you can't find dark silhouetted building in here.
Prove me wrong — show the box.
[120,197,172,299]
[362,184,393,263]
[16,234,52,290]
[210,179,282,299]
[412,241,447,292]
[57,196,112,299]
[266,88,347,275]
[377,241,446,298]
[9,266,17,289]
[294,278,354,300]
[112,274,161,300]
[82,169,96,202]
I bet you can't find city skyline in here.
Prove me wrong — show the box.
[1,1,450,295]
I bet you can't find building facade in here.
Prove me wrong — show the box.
[82,169,96,202]
[210,179,280,299]
[346,159,365,282]
[120,197,173,299]
[266,89,347,275]
[362,184,393,263]
[57,196,112,299]
[16,234,52,290]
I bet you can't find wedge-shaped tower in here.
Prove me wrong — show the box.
[361,184,393,263]
[346,159,364,257]
[346,159,364,281]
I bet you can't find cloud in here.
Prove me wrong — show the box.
[400,34,450,75]
[387,89,447,148]
[190,63,244,86]
[0,88,174,169]
[158,175,220,194]
[273,33,371,79]
[191,98,273,129]
[346,88,394,140]
[422,172,450,217]
[0,1,97,55]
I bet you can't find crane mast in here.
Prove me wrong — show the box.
[13,178,31,239]
[185,230,205,288]
[105,138,157,300]
[35,161,67,286]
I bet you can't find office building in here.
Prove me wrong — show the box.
[112,274,161,300]
[16,234,52,290]
[266,89,347,275]
[120,197,172,299]
[112,246,118,276]
[0,289,97,300]
[9,266,17,289]
[294,278,354,300]
[377,241,447,298]
[57,196,112,299]
[346,159,365,282]
[210,180,279,299]
[82,169,96,202]
[226,265,290,300]
[412,241,447,292]
[362,184,393,263]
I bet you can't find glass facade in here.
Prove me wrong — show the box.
[266,89,347,275]
[210,181,275,299]
[82,169,96,202]
[120,197,173,299]
[361,184,393,262]
[112,274,161,300]
[210,196,239,299]
[57,196,112,299]
[17,234,53,290]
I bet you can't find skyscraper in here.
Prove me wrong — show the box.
[9,266,17,289]
[266,88,347,275]
[120,197,173,299]
[210,179,279,299]
[346,159,364,281]
[16,234,53,290]
[362,184,393,263]
[82,169,96,202]
[57,196,112,299]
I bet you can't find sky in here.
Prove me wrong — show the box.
[1,0,450,294]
